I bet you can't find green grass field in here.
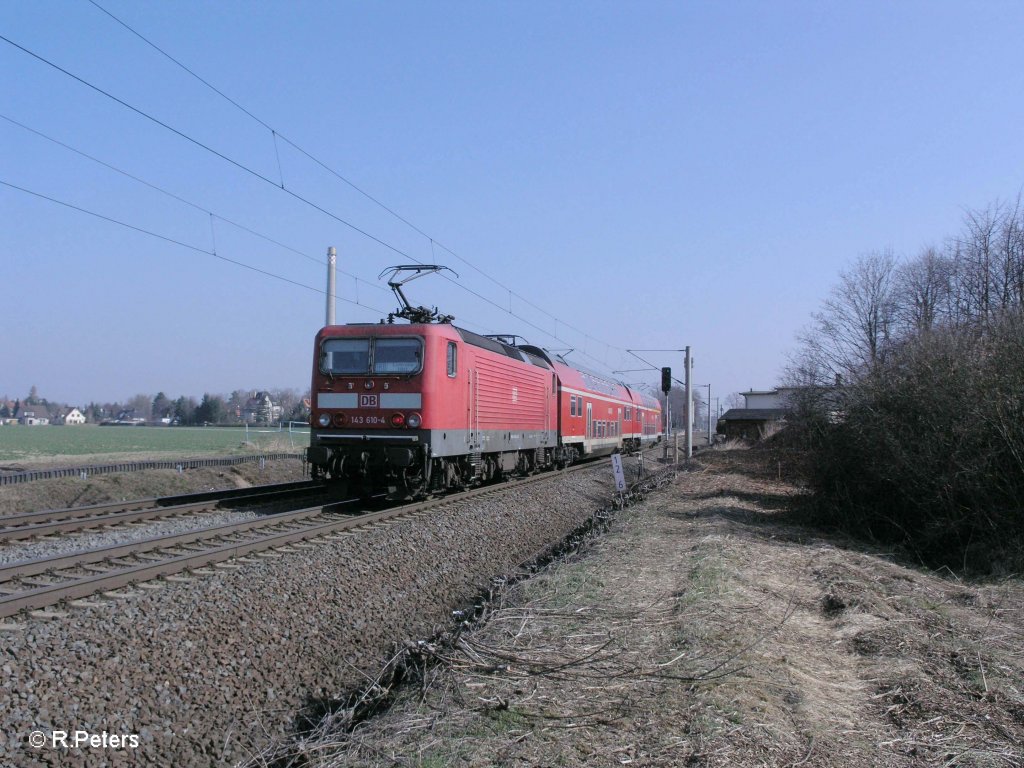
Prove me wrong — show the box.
[0,424,309,462]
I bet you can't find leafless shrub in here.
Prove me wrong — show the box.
[787,194,1024,573]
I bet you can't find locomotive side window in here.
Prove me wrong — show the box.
[447,342,458,377]
[322,338,370,374]
[373,338,423,374]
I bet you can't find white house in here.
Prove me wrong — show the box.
[55,408,87,425]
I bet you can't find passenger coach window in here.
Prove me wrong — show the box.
[322,338,369,374]
[373,338,423,374]
[447,342,457,377]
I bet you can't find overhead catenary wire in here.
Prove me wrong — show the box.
[2,28,633,377]
[0,112,390,297]
[0,34,416,264]
[0,178,510,341]
[0,178,375,308]
[84,2,561,314]
[78,2,634,365]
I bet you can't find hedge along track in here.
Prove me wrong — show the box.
[0,454,653,620]
[0,480,325,542]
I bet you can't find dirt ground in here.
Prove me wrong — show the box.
[280,447,1024,768]
[0,458,307,516]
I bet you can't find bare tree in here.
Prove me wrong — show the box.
[895,246,952,334]
[997,195,1024,311]
[799,251,898,378]
[724,392,745,411]
[959,203,1001,324]
[932,198,1024,331]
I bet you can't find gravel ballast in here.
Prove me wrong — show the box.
[1,464,624,767]
[0,510,262,567]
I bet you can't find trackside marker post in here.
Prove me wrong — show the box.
[611,453,626,506]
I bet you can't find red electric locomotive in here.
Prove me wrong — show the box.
[306,266,662,498]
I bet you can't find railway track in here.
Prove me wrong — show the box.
[0,480,325,542]
[0,456,641,620]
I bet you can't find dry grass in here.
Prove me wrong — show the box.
[248,450,1024,768]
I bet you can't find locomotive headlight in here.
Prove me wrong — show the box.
[333,413,347,426]
[390,413,406,427]
[406,412,422,428]
[317,413,331,427]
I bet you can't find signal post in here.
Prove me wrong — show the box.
[661,366,671,462]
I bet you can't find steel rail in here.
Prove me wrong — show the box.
[0,482,326,541]
[0,479,320,523]
[0,499,364,582]
[0,458,617,618]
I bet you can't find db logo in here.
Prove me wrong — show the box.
[359,394,378,408]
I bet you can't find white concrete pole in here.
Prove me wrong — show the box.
[685,346,693,459]
[326,246,337,325]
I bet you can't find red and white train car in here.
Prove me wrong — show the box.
[307,322,661,498]
[518,348,662,457]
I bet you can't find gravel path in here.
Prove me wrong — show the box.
[1,462,626,767]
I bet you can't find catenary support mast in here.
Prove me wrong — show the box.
[326,246,337,325]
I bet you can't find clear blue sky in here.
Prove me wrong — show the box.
[3,0,1023,408]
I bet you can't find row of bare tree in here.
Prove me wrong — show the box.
[795,198,1024,383]
[785,196,1024,574]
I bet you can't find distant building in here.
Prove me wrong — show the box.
[55,408,87,425]
[718,383,844,440]
[113,409,146,425]
[19,408,50,426]
[716,387,793,440]
[242,391,283,425]
[740,387,804,410]
[716,408,787,440]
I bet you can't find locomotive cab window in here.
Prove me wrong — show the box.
[373,338,423,374]
[320,337,423,376]
[322,338,369,374]
[447,342,458,378]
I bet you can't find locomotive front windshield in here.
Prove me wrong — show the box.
[372,338,422,374]
[322,339,370,374]
[321,337,422,375]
